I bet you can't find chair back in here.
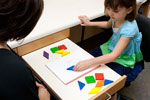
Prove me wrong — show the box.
[136,14,150,62]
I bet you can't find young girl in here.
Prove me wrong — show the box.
[74,0,144,83]
[0,0,50,100]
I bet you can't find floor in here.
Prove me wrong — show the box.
[76,31,150,100]
[119,62,150,100]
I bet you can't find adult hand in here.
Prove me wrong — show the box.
[78,16,91,26]
[36,82,50,100]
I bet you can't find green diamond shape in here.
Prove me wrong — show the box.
[50,47,59,53]
[85,75,96,84]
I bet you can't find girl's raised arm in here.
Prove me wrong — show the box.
[78,16,112,29]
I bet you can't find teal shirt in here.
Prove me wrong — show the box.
[100,20,143,68]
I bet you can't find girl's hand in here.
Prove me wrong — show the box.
[73,59,93,71]
[78,16,91,26]
[36,82,50,100]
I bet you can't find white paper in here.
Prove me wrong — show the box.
[46,50,97,84]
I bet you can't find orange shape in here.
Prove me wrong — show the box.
[95,80,104,87]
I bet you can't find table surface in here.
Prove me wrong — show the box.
[22,38,121,100]
[8,0,147,48]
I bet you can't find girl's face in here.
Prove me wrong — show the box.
[106,6,132,22]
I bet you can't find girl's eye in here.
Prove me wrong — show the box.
[114,10,119,13]
[107,7,110,10]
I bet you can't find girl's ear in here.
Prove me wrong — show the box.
[127,7,133,14]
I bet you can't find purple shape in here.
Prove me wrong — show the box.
[43,51,49,59]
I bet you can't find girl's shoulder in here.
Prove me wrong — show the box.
[120,20,138,31]
[122,20,138,28]
[119,20,139,37]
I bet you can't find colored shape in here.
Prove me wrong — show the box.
[95,80,104,87]
[55,49,64,54]
[58,44,67,50]
[50,47,59,53]
[95,73,104,80]
[88,87,102,94]
[43,51,49,59]
[62,51,70,56]
[85,76,96,84]
[67,65,74,71]
[78,81,85,90]
[104,79,113,86]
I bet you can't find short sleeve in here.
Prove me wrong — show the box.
[119,20,138,38]
[120,27,136,38]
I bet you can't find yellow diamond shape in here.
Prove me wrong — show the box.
[88,87,102,94]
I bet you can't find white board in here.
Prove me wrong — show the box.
[46,50,100,84]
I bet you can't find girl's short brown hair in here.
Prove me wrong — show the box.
[104,0,136,21]
[0,0,43,42]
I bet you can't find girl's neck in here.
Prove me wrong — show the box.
[114,20,126,28]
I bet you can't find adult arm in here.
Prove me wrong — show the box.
[36,82,50,100]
